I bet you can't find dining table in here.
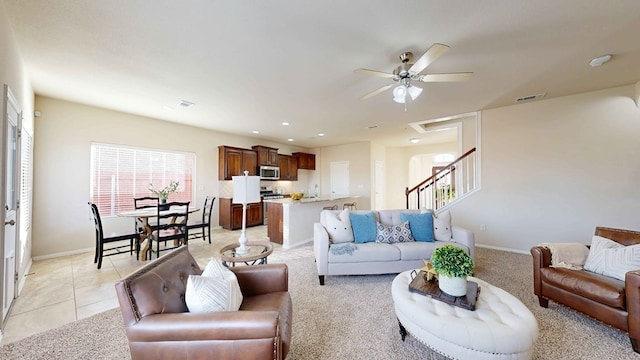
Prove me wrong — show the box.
[118,206,200,261]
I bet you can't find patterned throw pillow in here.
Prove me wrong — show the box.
[186,258,243,313]
[375,221,415,243]
[584,235,640,281]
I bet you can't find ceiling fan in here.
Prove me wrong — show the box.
[354,43,473,106]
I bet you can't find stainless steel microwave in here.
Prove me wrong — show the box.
[259,166,280,180]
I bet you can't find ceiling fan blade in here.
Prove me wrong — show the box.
[354,68,395,78]
[418,72,473,82]
[408,43,450,74]
[361,84,393,100]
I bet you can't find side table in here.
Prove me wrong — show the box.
[220,241,274,267]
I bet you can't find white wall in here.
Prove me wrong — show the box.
[32,96,311,258]
[0,2,35,319]
[451,85,640,253]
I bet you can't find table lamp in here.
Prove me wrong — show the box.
[232,171,261,254]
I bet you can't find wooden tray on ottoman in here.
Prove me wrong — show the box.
[408,270,480,311]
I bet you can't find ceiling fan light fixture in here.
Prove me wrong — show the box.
[407,85,423,100]
[393,85,407,103]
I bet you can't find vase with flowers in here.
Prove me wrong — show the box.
[148,181,179,210]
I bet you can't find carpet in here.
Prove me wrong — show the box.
[1,248,637,359]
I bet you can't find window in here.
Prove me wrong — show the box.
[90,143,195,217]
[433,153,454,164]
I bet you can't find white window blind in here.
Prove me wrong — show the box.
[20,129,33,234]
[90,143,195,217]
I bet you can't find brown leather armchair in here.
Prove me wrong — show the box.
[531,226,640,353]
[115,246,292,360]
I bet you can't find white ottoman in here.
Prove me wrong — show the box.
[392,270,538,360]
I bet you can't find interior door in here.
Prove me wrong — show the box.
[330,161,349,198]
[2,85,20,321]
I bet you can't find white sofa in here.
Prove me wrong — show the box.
[313,209,475,285]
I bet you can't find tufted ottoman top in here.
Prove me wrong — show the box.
[392,271,538,360]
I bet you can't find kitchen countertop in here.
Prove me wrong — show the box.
[263,196,358,205]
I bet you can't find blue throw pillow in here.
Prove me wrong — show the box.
[400,212,435,242]
[349,212,377,243]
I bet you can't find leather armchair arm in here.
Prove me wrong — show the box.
[626,270,640,343]
[126,311,280,342]
[231,263,288,297]
[531,246,552,297]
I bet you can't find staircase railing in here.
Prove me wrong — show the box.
[405,148,477,210]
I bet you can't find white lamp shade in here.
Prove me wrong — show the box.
[232,175,261,204]
[408,85,423,100]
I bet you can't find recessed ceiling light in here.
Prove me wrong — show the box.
[287,138,294,142]
[318,133,325,137]
[282,122,290,126]
[178,100,195,108]
[252,130,259,134]
[409,138,420,144]
[589,54,612,67]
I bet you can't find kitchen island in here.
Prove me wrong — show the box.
[265,196,359,249]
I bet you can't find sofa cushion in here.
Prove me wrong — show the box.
[375,221,414,243]
[328,242,400,263]
[349,212,377,243]
[540,267,625,310]
[400,212,435,242]
[433,210,452,241]
[325,209,354,244]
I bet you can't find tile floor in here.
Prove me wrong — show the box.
[0,225,312,345]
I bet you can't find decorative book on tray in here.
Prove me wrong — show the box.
[408,270,480,311]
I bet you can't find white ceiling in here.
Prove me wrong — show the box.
[4,1,640,148]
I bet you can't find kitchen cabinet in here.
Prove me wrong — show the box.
[218,146,258,180]
[266,202,283,244]
[292,152,316,170]
[219,198,263,230]
[277,154,298,181]
[252,145,279,166]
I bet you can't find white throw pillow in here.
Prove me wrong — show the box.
[185,258,243,313]
[583,235,623,275]
[433,210,452,241]
[602,244,640,281]
[185,275,242,313]
[325,209,354,244]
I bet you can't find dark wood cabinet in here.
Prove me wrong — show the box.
[266,202,283,244]
[218,146,258,180]
[277,154,298,181]
[292,152,316,170]
[252,145,279,166]
[219,198,263,230]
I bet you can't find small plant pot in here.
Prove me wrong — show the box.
[159,199,170,211]
[438,275,467,297]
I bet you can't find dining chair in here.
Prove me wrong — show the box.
[89,202,141,269]
[323,205,338,211]
[343,201,357,211]
[133,196,159,232]
[187,196,216,243]
[148,201,190,259]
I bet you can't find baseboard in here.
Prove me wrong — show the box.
[32,247,93,261]
[475,243,530,255]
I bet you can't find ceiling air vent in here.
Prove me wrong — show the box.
[515,93,546,103]
[178,100,195,108]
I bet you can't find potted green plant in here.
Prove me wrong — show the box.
[431,244,474,297]
[148,181,179,209]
